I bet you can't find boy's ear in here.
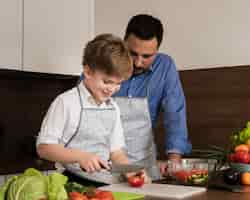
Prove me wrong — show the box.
[83,64,94,79]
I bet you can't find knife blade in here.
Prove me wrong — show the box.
[110,163,144,174]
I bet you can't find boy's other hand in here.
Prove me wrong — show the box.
[79,152,110,173]
[125,169,151,184]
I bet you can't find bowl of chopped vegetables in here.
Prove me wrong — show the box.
[167,158,217,186]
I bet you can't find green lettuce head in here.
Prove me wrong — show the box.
[7,175,47,200]
[1,168,68,200]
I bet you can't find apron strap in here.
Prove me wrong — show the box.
[65,86,83,147]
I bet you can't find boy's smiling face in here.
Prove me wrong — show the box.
[83,65,123,105]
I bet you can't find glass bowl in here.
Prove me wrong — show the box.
[229,162,250,173]
[167,158,217,186]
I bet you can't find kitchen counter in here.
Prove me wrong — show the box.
[100,178,250,200]
[145,188,250,200]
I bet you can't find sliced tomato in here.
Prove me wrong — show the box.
[69,191,89,200]
[94,190,114,200]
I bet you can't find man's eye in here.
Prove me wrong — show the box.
[142,54,153,59]
[130,51,138,57]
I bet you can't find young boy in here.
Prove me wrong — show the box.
[36,34,144,185]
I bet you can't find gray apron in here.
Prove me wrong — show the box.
[63,86,121,184]
[113,96,162,180]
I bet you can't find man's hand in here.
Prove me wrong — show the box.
[167,153,182,161]
[158,153,182,176]
[78,152,110,173]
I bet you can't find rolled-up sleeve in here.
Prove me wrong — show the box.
[36,96,66,146]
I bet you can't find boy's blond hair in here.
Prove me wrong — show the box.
[83,34,132,80]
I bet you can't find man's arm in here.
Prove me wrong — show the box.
[161,57,192,160]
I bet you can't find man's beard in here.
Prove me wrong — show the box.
[133,65,148,75]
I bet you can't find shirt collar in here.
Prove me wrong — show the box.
[78,81,112,108]
[149,53,160,72]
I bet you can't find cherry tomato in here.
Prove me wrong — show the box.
[128,175,145,187]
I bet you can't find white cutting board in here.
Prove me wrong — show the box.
[100,183,207,199]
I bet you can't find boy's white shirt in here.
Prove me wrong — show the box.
[36,82,125,152]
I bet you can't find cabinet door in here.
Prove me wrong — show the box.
[0,0,22,70]
[23,0,94,75]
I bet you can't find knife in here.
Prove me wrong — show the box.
[110,163,144,174]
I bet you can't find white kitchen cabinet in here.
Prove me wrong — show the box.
[0,0,22,70]
[23,0,94,75]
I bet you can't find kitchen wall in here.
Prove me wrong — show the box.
[95,0,250,70]
[0,69,78,184]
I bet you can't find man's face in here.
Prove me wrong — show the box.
[126,34,158,75]
[84,66,123,104]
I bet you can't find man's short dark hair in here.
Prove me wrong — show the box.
[124,14,164,48]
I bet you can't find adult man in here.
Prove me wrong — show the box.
[114,14,192,174]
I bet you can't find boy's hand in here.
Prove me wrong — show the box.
[79,152,110,173]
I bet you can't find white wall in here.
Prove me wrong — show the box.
[95,0,250,70]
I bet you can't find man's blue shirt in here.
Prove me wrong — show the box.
[114,53,192,155]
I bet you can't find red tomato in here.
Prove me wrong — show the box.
[190,169,208,175]
[234,150,250,164]
[69,191,89,200]
[173,170,190,182]
[128,175,145,187]
[95,190,114,200]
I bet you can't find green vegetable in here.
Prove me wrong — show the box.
[231,121,250,147]
[22,168,44,177]
[64,182,88,193]
[187,174,208,185]
[47,172,68,200]
[192,145,228,170]
[0,176,18,200]
[0,168,68,200]
[7,174,47,200]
